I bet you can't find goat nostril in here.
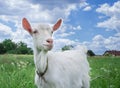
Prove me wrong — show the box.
[46,39,53,44]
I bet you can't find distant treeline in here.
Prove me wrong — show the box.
[0,39,95,56]
[0,39,33,54]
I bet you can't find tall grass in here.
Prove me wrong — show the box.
[89,56,120,88]
[0,54,35,88]
[0,54,120,88]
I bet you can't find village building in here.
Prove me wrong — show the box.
[103,50,120,56]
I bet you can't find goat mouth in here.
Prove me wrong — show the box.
[43,44,53,50]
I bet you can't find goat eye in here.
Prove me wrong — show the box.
[51,31,53,34]
[33,30,38,34]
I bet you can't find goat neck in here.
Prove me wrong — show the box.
[34,48,48,74]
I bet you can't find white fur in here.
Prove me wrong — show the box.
[35,50,90,88]
[22,18,90,88]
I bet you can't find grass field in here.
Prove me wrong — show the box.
[89,56,120,88]
[0,54,120,88]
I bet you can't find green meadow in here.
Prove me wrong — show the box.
[0,54,120,88]
[89,56,120,88]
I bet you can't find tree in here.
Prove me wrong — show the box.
[0,39,33,54]
[27,47,33,54]
[0,43,6,54]
[16,42,33,54]
[2,39,17,53]
[87,50,95,56]
[61,45,73,51]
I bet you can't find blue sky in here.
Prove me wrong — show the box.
[0,0,120,55]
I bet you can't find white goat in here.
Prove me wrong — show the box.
[22,18,90,88]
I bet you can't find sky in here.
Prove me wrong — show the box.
[0,0,120,55]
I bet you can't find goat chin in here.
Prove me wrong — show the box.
[43,44,53,51]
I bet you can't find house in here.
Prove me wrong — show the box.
[103,50,120,56]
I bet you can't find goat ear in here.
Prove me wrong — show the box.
[22,18,32,34]
[53,19,62,31]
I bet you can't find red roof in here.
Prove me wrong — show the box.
[104,50,120,56]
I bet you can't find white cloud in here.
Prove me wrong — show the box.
[0,21,33,47]
[79,2,89,8]
[0,0,78,23]
[0,0,81,49]
[0,23,13,35]
[96,2,120,17]
[115,33,120,37]
[79,2,92,11]
[83,6,92,11]
[53,24,82,39]
[92,35,105,41]
[94,1,120,54]
[83,34,120,55]
[96,1,120,32]
[73,25,82,30]
[97,16,120,32]
[0,0,119,55]
[57,32,75,38]
[52,24,82,51]
[29,0,82,9]
[104,36,120,50]
[53,38,79,51]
